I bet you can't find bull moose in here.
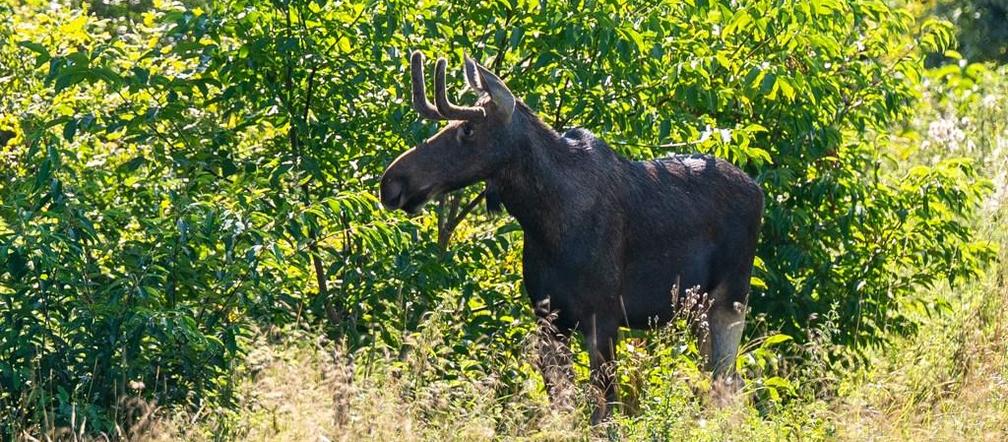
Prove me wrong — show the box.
[379,51,764,422]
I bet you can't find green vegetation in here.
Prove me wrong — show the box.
[1,0,1005,439]
[929,0,1008,63]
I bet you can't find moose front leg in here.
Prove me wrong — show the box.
[533,298,575,410]
[586,314,619,424]
[701,284,748,406]
[706,302,745,379]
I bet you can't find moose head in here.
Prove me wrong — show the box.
[379,51,522,214]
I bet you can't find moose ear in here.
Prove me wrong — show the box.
[466,58,515,121]
[463,55,482,92]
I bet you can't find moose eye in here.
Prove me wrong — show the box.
[460,124,475,139]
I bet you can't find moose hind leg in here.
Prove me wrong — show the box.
[586,314,618,424]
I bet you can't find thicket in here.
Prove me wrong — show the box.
[0,0,995,433]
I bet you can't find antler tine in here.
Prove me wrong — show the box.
[434,58,486,121]
[410,51,444,120]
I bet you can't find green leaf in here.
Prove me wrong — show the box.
[764,376,792,390]
[18,40,49,60]
[34,159,52,190]
[63,118,77,142]
[777,76,795,100]
[337,36,352,53]
[760,334,793,348]
[759,72,777,97]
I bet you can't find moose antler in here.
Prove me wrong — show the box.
[434,58,486,120]
[410,51,444,120]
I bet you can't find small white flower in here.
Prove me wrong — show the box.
[719,128,732,143]
[984,170,1007,212]
[700,124,713,142]
[927,117,966,151]
[981,94,1000,109]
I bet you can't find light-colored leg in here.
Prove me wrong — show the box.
[707,300,746,378]
[706,297,746,406]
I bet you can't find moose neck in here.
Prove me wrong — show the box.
[492,107,590,248]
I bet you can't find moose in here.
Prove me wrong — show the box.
[380,51,764,422]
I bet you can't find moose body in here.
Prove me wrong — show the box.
[380,51,763,422]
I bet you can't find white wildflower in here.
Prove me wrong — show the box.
[984,170,1007,212]
[700,125,713,142]
[981,94,1000,110]
[996,132,1008,156]
[926,117,966,152]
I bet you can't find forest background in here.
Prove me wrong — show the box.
[2,0,1008,439]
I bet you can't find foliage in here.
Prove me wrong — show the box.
[0,0,998,434]
[930,0,1008,63]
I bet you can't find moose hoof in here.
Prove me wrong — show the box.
[710,374,744,407]
[590,409,608,425]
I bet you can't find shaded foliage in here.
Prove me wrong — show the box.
[931,0,1008,63]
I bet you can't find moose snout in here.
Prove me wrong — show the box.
[379,176,403,210]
